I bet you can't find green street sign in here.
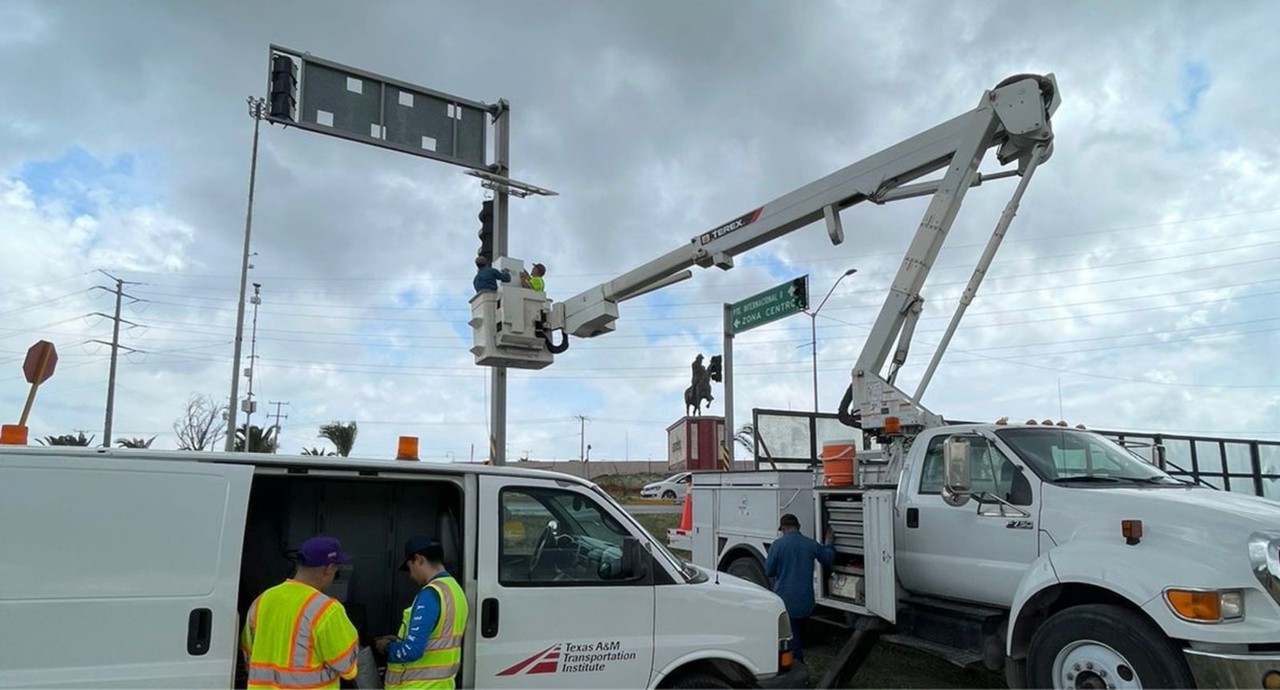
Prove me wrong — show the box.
[729,276,808,334]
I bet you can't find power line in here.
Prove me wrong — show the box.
[129,225,1280,304]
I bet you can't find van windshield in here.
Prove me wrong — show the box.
[589,485,696,582]
[995,428,1186,486]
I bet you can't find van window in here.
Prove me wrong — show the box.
[499,487,637,586]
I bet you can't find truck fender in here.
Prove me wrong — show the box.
[650,649,763,689]
[1006,537,1230,659]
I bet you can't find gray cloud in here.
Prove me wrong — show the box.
[2,0,1279,464]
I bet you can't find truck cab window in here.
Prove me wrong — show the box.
[920,435,1018,501]
[499,487,637,586]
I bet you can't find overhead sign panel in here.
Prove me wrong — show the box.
[267,45,489,171]
[729,276,808,335]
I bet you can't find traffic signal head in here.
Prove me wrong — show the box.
[478,199,495,260]
[790,276,809,310]
[269,55,298,122]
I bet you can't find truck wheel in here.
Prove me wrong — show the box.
[1026,604,1193,689]
[668,672,734,689]
[663,490,677,500]
[724,555,768,588]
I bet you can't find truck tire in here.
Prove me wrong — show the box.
[1026,604,1193,689]
[668,672,735,689]
[724,555,768,588]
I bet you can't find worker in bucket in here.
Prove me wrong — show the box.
[527,262,547,292]
[240,536,360,688]
[473,255,511,293]
[764,514,836,666]
[377,536,470,689]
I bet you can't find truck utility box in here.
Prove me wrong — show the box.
[677,469,898,624]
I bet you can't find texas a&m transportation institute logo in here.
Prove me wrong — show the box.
[497,640,637,676]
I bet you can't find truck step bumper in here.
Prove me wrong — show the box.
[1184,648,1280,689]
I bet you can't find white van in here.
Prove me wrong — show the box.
[0,446,790,688]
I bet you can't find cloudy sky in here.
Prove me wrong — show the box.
[2,0,1278,465]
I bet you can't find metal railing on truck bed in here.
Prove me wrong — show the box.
[743,408,1280,500]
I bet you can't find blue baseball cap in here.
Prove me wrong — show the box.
[399,536,443,571]
[296,536,354,567]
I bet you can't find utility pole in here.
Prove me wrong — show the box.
[91,271,143,448]
[243,283,263,433]
[226,96,266,452]
[268,400,290,454]
[576,414,590,462]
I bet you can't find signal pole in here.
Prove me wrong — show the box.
[490,100,511,465]
[226,96,266,451]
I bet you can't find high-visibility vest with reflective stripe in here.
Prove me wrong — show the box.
[240,580,359,689]
[386,575,469,689]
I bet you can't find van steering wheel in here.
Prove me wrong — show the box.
[529,520,558,574]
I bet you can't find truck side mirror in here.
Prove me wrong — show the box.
[942,437,973,507]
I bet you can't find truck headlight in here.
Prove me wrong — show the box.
[1164,588,1245,623]
[1249,532,1280,606]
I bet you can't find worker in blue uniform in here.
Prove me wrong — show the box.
[764,513,836,664]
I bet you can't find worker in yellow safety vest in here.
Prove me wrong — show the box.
[240,536,360,688]
[376,536,470,689]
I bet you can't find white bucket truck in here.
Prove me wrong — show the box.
[682,423,1280,689]
[0,446,791,688]
[462,65,1280,688]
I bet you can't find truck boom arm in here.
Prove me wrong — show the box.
[555,74,1059,343]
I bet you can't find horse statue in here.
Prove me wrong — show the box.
[684,354,723,417]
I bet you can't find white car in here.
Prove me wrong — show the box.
[641,472,692,501]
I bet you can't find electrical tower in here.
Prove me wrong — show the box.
[90,271,145,448]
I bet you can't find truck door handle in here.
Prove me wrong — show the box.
[481,598,499,638]
[187,608,212,656]
[906,508,919,529]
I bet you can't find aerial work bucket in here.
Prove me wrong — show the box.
[821,440,858,487]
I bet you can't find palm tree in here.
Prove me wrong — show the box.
[318,421,358,457]
[38,432,95,446]
[116,436,156,449]
[234,424,278,453]
[733,424,755,454]
[301,446,335,456]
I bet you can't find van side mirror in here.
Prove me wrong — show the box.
[942,437,973,507]
[618,536,646,580]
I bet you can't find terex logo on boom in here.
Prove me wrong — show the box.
[699,207,763,245]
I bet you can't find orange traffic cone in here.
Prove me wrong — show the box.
[678,484,694,533]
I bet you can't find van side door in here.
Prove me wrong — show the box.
[474,476,655,688]
[0,452,253,687]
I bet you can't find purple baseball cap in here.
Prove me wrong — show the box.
[296,536,354,567]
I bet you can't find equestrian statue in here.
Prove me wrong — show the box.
[685,353,723,417]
